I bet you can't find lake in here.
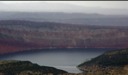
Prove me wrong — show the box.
[0,48,116,73]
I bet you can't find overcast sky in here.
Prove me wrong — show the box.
[0,1,128,15]
[47,1,128,9]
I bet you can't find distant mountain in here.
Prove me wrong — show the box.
[0,20,128,54]
[0,12,128,26]
[78,49,128,75]
[0,2,128,15]
[0,60,67,75]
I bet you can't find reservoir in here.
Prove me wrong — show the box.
[0,48,116,73]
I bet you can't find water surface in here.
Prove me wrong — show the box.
[0,48,116,73]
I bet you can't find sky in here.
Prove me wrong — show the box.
[46,1,128,9]
[0,1,128,15]
[1,1,128,9]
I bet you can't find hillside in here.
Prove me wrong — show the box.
[0,60,67,75]
[78,49,128,75]
[0,12,128,26]
[0,20,128,54]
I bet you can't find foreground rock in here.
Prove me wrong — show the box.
[78,49,128,75]
[0,60,67,75]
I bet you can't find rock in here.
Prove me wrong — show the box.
[0,60,67,75]
[78,49,128,75]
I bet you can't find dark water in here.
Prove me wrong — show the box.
[0,48,116,73]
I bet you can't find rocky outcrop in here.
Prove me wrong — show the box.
[78,65,128,75]
[0,60,67,75]
[78,49,128,75]
[0,20,128,54]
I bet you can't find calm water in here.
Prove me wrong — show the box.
[0,48,116,73]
